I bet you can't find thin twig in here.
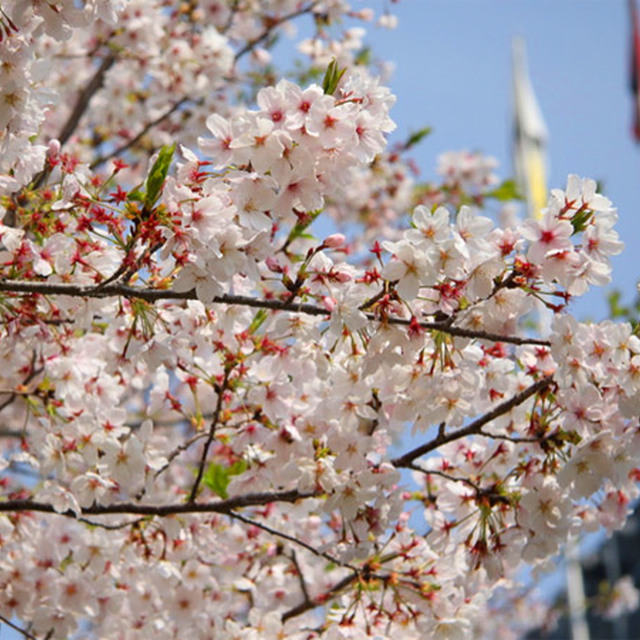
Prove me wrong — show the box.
[228,509,354,570]
[188,369,231,503]
[234,2,320,60]
[77,515,146,530]
[0,280,552,347]
[154,432,208,478]
[391,376,554,468]
[0,614,38,640]
[0,357,42,413]
[289,549,312,606]
[476,429,548,444]
[281,572,357,623]
[407,464,481,492]
[90,97,190,170]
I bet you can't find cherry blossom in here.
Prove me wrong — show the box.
[0,1,639,639]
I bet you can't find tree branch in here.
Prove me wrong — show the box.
[0,488,320,518]
[59,51,118,148]
[153,432,207,478]
[407,464,481,492]
[281,572,357,623]
[0,280,552,347]
[391,375,554,468]
[88,3,321,170]
[188,368,231,502]
[289,549,312,608]
[30,51,117,190]
[234,2,321,60]
[89,97,190,170]
[228,510,354,570]
[0,614,38,640]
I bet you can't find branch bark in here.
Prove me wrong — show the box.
[31,50,117,189]
[0,280,551,347]
[0,488,320,518]
[0,614,38,640]
[229,510,354,570]
[234,2,321,60]
[281,572,357,623]
[391,375,554,468]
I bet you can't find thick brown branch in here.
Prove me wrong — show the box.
[0,488,320,518]
[391,375,554,468]
[0,280,551,347]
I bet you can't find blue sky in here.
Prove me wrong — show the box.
[366,0,639,321]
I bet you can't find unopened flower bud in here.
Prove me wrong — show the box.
[322,234,346,249]
[48,139,61,158]
[266,256,283,273]
[333,271,352,283]
[322,296,336,312]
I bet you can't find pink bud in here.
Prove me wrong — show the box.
[265,256,282,273]
[322,234,346,249]
[48,139,61,158]
[322,296,336,312]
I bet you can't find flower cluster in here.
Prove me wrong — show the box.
[0,1,638,639]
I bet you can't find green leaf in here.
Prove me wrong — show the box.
[608,290,630,320]
[570,208,594,235]
[144,144,176,212]
[354,46,372,66]
[127,186,145,203]
[322,58,347,95]
[202,463,229,498]
[248,309,269,335]
[202,459,248,498]
[485,179,522,202]
[405,126,432,149]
